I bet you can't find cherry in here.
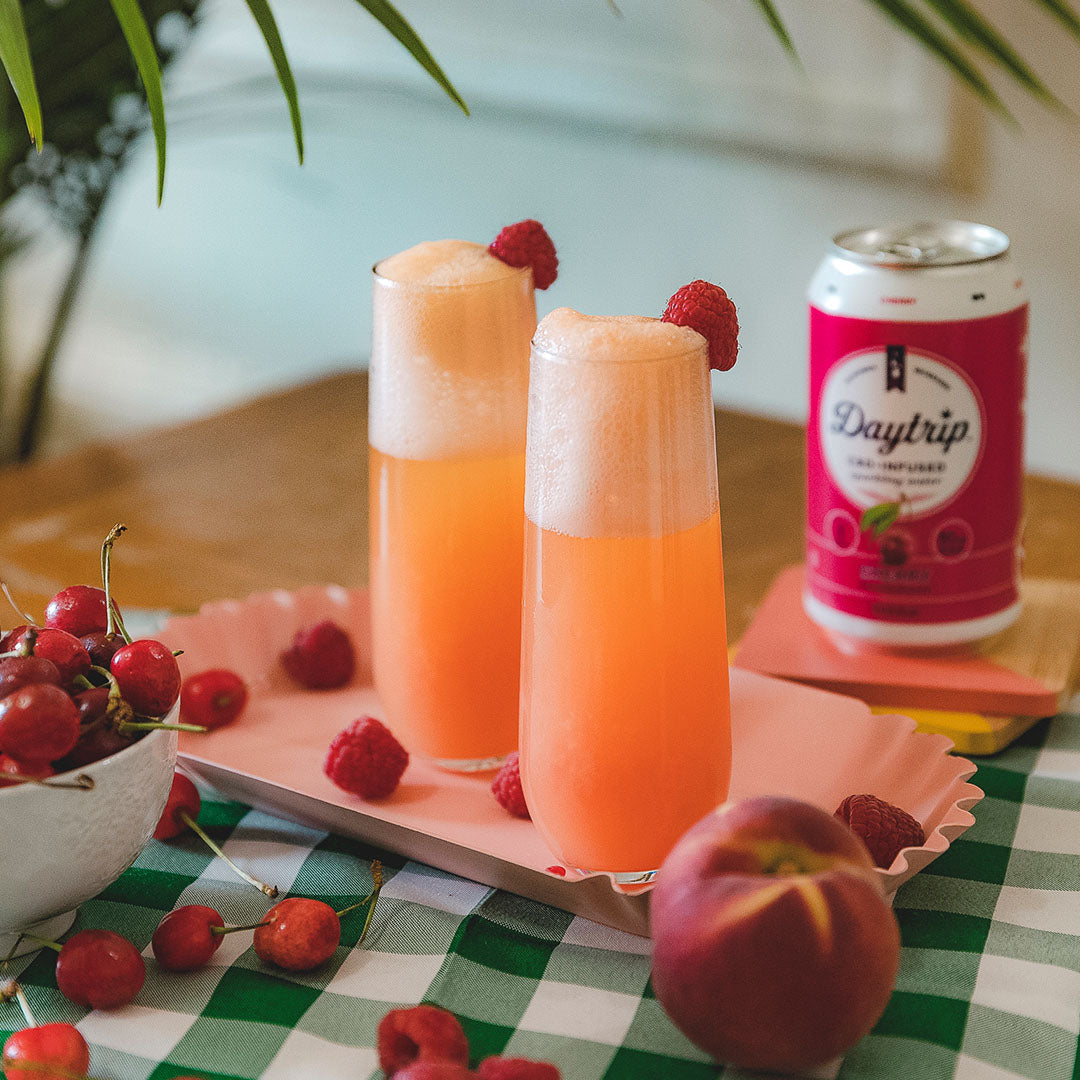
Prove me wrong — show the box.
[878,532,910,566]
[153,770,278,895]
[253,898,341,971]
[2,1023,90,1080]
[6,627,91,688]
[55,689,135,770]
[0,683,80,764]
[180,669,248,731]
[45,585,114,638]
[0,753,55,787]
[0,624,30,653]
[55,929,146,1009]
[154,771,202,840]
[151,905,227,972]
[110,639,181,717]
[80,631,124,669]
[0,656,62,697]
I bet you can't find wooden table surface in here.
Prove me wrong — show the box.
[0,369,1076,642]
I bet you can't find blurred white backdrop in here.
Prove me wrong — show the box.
[4,0,1079,480]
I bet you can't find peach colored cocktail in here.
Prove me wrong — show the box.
[370,240,535,769]
[520,308,732,877]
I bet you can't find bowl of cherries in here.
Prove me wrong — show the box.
[0,526,194,955]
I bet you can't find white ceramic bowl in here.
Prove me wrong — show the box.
[0,721,177,954]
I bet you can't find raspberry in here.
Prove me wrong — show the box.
[491,752,529,819]
[661,280,739,372]
[835,793,925,869]
[395,1066,474,1080]
[489,219,558,290]
[280,620,355,689]
[377,1004,470,1076]
[325,716,408,799]
[478,1057,562,1080]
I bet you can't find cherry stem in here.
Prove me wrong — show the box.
[0,583,37,628]
[100,524,132,645]
[19,934,61,954]
[178,811,279,897]
[209,919,272,937]
[12,981,35,1027]
[71,674,94,691]
[335,859,383,947]
[118,720,207,734]
[1,934,26,971]
[1,773,94,791]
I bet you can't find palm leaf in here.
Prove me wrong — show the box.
[865,0,1010,117]
[1029,0,1080,37]
[750,0,800,63]
[923,0,1060,105]
[243,0,303,163]
[0,0,42,148]
[107,0,166,203]
[352,0,468,115]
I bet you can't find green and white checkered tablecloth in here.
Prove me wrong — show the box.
[4,707,1080,1080]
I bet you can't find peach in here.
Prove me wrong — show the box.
[650,795,900,1072]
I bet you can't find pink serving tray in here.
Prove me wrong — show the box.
[160,586,983,937]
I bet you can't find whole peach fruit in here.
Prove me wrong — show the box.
[650,795,900,1072]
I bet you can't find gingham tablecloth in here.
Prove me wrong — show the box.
[4,707,1080,1080]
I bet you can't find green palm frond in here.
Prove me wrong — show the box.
[750,0,800,63]
[1030,0,1080,37]
[243,0,303,163]
[0,0,42,148]
[107,0,166,202]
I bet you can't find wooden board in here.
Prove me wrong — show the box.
[733,565,1080,721]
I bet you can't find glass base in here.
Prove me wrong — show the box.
[571,869,659,886]
[430,753,508,773]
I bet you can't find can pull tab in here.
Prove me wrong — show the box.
[879,240,942,263]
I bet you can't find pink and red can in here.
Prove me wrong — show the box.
[805,221,1028,648]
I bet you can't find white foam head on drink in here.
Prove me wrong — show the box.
[526,308,719,538]
[370,239,535,459]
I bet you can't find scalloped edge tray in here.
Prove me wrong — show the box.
[160,586,983,937]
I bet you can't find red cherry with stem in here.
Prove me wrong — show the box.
[55,929,146,1009]
[180,669,248,730]
[154,771,201,840]
[45,585,117,638]
[152,905,226,971]
[80,631,124,669]
[0,683,80,763]
[0,754,55,787]
[54,688,135,770]
[110,639,181,717]
[7,627,91,688]
[153,770,278,895]
[0,656,62,696]
[253,898,341,971]
[2,1023,90,1080]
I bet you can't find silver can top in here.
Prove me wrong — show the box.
[833,221,1010,268]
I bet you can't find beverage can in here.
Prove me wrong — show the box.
[805,221,1028,647]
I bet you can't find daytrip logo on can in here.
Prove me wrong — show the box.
[819,346,984,516]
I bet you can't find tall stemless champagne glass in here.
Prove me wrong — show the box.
[370,240,535,770]
[520,308,732,879]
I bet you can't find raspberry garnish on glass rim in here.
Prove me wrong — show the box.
[489,219,558,290]
[662,279,739,371]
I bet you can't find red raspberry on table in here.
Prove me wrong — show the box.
[325,716,408,799]
[280,620,356,689]
[478,1057,562,1080]
[661,279,739,372]
[491,752,529,819]
[377,1004,470,1077]
[835,793,925,869]
[395,1065,474,1080]
[489,219,558,290]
